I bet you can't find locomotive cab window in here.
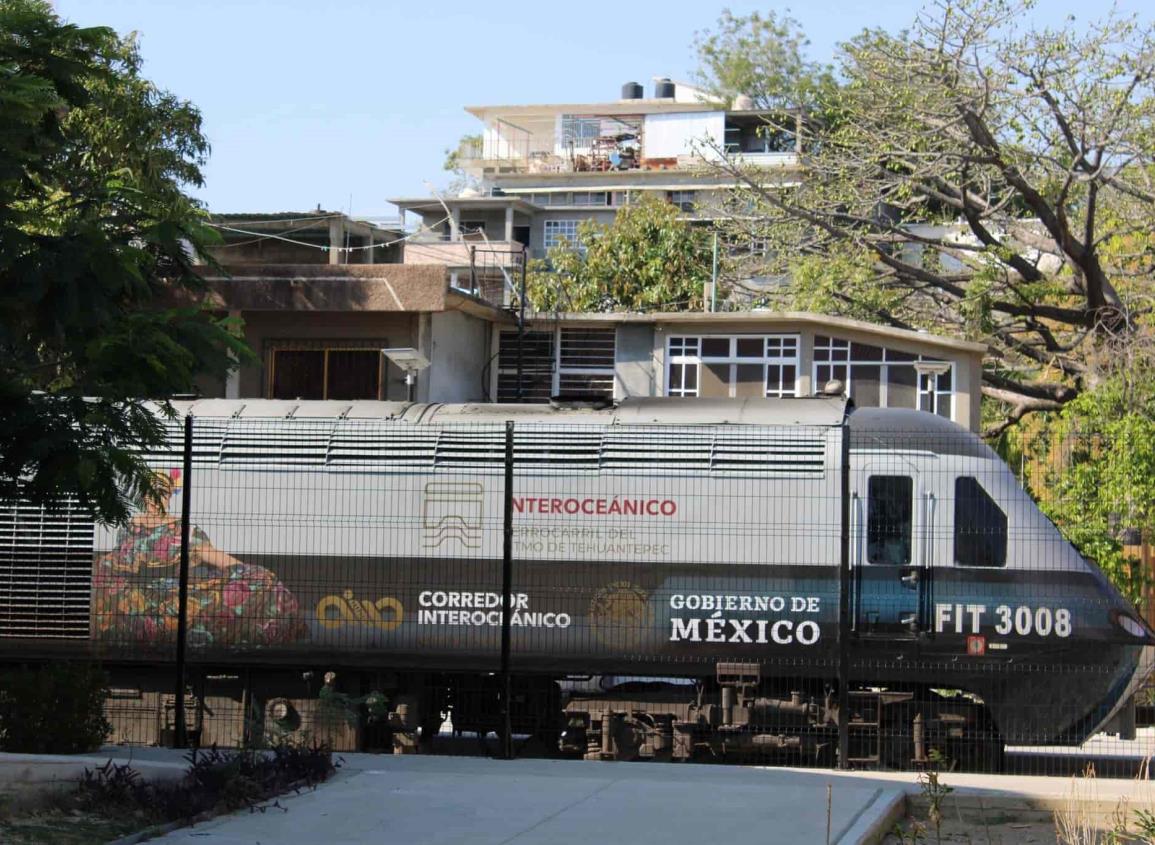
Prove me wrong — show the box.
[867,475,913,565]
[954,476,1007,567]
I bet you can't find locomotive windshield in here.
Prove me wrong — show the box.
[953,476,1007,567]
[867,475,913,565]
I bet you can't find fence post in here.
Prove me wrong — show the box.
[173,412,193,749]
[500,420,515,759]
[837,420,851,769]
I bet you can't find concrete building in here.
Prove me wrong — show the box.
[389,79,800,296]
[493,313,984,432]
[191,214,984,431]
[197,212,504,404]
[197,127,981,430]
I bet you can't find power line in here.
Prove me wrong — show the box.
[207,215,452,253]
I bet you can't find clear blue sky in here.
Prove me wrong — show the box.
[55,0,1152,218]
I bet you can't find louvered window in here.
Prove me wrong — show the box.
[497,331,555,402]
[161,417,830,477]
[220,420,335,466]
[498,327,615,402]
[0,498,94,639]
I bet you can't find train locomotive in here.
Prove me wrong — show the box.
[0,394,1151,768]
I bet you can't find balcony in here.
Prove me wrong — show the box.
[464,114,650,176]
[403,236,526,269]
[724,150,799,168]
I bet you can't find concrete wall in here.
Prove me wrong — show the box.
[205,237,400,266]
[207,240,327,265]
[643,112,725,160]
[425,310,493,403]
[235,311,418,400]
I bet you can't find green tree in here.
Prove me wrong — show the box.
[442,133,482,195]
[1000,344,1155,604]
[525,195,716,313]
[0,0,249,523]
[710,0,1155,436]
[692,9,837,112]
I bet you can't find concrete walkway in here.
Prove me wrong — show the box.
[151,754,904,845]
[15,746,1153,843]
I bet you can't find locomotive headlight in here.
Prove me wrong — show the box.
[1113,612,1152,640]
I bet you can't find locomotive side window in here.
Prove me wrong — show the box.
[953,476,1007,567]
[867,475,913,565]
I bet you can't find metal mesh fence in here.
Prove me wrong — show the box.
[3,403,1153,776]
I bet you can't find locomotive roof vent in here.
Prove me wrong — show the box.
[549,394,614,411]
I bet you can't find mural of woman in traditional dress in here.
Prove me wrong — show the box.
[92,469,308,648]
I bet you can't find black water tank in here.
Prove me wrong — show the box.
[654,78,676,99]
[621,81,643,100]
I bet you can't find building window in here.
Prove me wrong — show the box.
[267,343,384,400]
[813,335,952,416]
[867,475,913,565]
[497,327,615,402]
[668,190,696,212]
[544,219,581,250]
[561,116,602,148]
[571,191,609,207]
[918,367,953,418]
[458,220,487,242]
[666,335,799,399]
[667,337,701,397]
[954,476,1007,567]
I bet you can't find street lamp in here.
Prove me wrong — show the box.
[382,347,430,403]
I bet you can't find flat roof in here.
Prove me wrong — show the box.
[529,310,987,354]
[209,212,403,235]
[389,196,541,214]
[466,100,719,120]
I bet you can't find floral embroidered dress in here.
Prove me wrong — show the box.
[93,518,307,648]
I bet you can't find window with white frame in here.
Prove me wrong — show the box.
[666,335,799,399]
[918,366,953,417]
[812,335,953,418]
[668,190,696,212]
[667,337,700,397]
[543,219,581,250]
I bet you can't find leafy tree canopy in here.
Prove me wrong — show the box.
[525,195,717,313]
[442,133,482,195]
[692,9,837,112]
[712,0,1155,437]
[0,0,249,523]
[1000,345,1155,604]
